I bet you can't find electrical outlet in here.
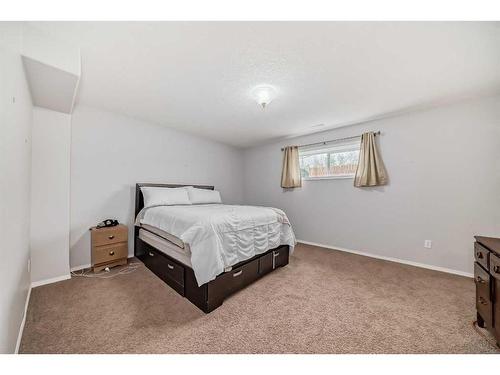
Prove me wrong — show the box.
[27,258,31,273]
[424,240,432,249]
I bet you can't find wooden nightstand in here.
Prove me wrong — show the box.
[90,224,128,272]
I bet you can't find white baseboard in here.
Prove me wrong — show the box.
[70,255,135,272]
[16,273,71,353]
[31,274,71,288]
[70,263,90,272]
[297,239,473,278]
[15,286,31,354]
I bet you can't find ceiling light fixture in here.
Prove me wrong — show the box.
[251,85,277,109]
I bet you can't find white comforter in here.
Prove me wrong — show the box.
[136,204,296,286]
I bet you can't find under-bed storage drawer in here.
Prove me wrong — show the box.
[227,261,259,296]
[143,248,185,295]
[272,246,289,269]
[258,246,289,275]
[209,258,260,299]
[258,252,273,275]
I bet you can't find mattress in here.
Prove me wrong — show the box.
[139,228,192,267]
[140,223,187,249]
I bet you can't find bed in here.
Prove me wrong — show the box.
[134,183,296,313]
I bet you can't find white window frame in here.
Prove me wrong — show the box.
[299,137,361,181]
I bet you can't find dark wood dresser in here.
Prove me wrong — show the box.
[474,235,500,345]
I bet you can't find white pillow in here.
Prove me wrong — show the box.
[187,187,222,204]
[141,187,191,208]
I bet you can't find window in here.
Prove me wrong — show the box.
[299,138,360,180]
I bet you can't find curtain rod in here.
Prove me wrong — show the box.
[281,131,381,151]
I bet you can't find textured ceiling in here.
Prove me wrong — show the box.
[28,22,500,147]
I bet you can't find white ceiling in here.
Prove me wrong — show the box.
[28,22,500,147]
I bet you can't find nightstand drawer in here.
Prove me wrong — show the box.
[92,225,128,247]
[93,242,128,265]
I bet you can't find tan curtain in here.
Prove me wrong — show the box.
[281,146,302,188]
[354,132,388,187]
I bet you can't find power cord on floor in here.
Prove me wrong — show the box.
[472,320,500,351]
[71,261,142,279]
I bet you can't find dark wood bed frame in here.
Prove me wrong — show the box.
[134,183,290,313]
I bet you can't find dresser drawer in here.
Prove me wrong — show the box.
[475,261,493,328]
[93,242,128,265]
[474,262,491,299]
[474,242,490,271]
[494,279,500,337]
[490,253,500,280]
[92,225,128,247]
[476,288,493,329]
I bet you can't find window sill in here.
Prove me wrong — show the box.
[302,175,355,181]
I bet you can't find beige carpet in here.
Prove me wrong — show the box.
[19,243,498,353]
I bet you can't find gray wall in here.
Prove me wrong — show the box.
[30,108,71,283]
[0,23,33,353]
[243,95,500,275]
[70,105,245,269]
